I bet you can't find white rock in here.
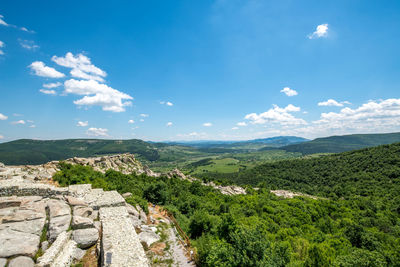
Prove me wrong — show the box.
[72,228,99,249]
[72,216,94,229]
[37,231,71,267]
[0,228,40,257]
[8,256,34,267]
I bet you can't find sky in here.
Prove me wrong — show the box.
[0,0,400,142]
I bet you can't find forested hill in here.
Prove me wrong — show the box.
[232,142,400,200]
[281,132,400,154]
[0,139,165,165]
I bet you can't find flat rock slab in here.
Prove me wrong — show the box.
[72,215,94,229]
[48,215,71,241]
[8,256,34,267]
[100,206,149,267]
[0,228,40,257]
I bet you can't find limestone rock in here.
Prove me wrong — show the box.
[72,228,99,249]
[138,230,160,247]
[47,199,70,218]
[73,206,93,218]
[41,240,49,251]
[126,203,139,217]
[8,256,34,267]
[37,231,70,267]
[122,192,132,198]
[48,215,71,241]
[0,228,40,257]
[0,258,6,267]
[65,196,87,206]
[72,215,94,229]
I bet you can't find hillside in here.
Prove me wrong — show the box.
[281,132,400,154]
[230,142,400,200]
[0,139,164,165]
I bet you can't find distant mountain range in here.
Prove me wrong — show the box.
[1,133,400,165]
[281,132,400,154]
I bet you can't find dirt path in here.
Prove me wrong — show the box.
[167,223,196,267]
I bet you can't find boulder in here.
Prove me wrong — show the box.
[8,256,34,267]
[126,204,139,217]
[72,216,94,229]
[138,230,160,247]
[72,228,99,249]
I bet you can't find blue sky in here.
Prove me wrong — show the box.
[1,0,400,142]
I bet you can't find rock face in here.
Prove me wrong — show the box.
[0,176,149,266]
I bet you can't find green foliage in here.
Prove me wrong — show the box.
[53,143,400,266]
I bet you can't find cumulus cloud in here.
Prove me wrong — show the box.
[52,52,106,82]
[77,121,88,127]
[43,82,62,89]
[280,87,298,96]
[29,61,65,78]
[11,120,25,125]
[308,24,329,39]
[128,119,135,124]
[39,89,56,95]
[237,122,247,127]
[166,122,173,127]
[0,113,7,120]
[318,99,350,107]
[86,127,109,137]
[160,101,173,106]
[245,104,306,125]
[203,122,212,127]
[63,79,133,112]
[19,39,39,51]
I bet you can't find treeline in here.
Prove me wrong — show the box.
[54,157,400,266]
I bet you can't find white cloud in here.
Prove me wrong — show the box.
[39,89,56,95]
[20,27,34,33]
[160,101,173,106]
[29,61,65,78]
[203,122,212,127]
[29,125,36,128]
[0,41,5,55]
[237,122,247,127]
[0,113,8,120]
[308,24,329,39]
[245,104,306,125]
[140,113,149,117]
[0,15,9,26]
[52,52,106,82]
[128,119,135,124]
[19,39,39,50]
[86,127,109,137]
[232,127,239,130]
[166,122,173,127]
[11,120,25,125]
[318,99,350,107]
[280,87,298,96]
[77,121,88,127]
[63,79,133,112]
[43,82,62,89]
